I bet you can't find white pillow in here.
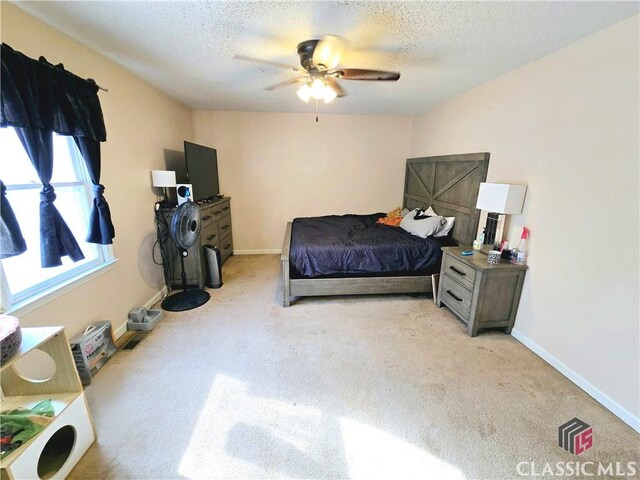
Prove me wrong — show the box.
[400,208,446,238]
[426,206,455,237]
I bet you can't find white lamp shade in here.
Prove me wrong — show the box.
[323,85,337,103]
[151,170,176,188]
[296,84,311,103]
[476,183,527,214]
[310,79,326,99]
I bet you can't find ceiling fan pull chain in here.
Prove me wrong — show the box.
[315,98,319,123]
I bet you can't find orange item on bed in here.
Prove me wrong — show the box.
[376,207,404,227]
[377,216,403,227]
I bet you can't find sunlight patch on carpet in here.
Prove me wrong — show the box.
[178,374,324,478]
[177,373,466,479]
[340,417,466,479]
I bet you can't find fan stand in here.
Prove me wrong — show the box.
[161,248,210,312]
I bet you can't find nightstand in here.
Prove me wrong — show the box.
[437,246,527,336]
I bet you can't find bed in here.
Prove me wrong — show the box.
[281,152,490,306]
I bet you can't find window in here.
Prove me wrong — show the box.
[0,127,113,311]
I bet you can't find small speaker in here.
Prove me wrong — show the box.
[176,184,193,205]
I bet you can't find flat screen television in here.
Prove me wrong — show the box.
[184,141,220,202]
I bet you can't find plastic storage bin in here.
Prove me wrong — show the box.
[127,309,164,331]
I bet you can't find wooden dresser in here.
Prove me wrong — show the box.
[200,197,234,265]
[159,197,233,289]
[437,246,527,336]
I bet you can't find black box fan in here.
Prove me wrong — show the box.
[161,201,210,311]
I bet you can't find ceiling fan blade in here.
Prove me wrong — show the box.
[233,54,301,72]
[264,77,308,91]
[323,76,347,97]
[330,68,400,81]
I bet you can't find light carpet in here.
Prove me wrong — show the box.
[69,255,638,479]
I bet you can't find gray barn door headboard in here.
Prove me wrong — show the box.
[403,152,490,246]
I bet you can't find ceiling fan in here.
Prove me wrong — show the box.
[234,35,400,104]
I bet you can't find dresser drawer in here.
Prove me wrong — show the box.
[201,210,215,228]
[443,254,477,291]
[440,274,473,322]
[210,200,229,219]
[201,220,219,245]
[219,215,232,236]
[219,202,231,216]
[220,234,233,263]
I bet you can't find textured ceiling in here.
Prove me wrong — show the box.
[12,1,639,115]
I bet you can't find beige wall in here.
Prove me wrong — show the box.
[410,16,639,423]
[1,4,194,337]
[192,111,412,251]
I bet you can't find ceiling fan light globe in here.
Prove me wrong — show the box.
[296,84,312,103]
[310,79,326,99]
[323,85,337,103]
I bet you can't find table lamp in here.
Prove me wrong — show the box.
[151,170,177,204]
[475,183,527,248]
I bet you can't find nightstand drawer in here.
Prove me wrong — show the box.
[440,274,473,321]
[443,254,477,290]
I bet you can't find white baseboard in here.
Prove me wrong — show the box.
[114,321,128,340]
[113,287,168,340]
[511,328,640,433]
[143,286,168,309]
[234,249,281,255]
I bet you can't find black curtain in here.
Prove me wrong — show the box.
[14,127,84,267]
[74,137,115,244]
[1,43,114,266]
[0,180,27,259]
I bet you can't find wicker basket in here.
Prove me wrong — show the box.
[0,315,22,364]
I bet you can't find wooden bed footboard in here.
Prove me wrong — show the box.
[281,221,432,306]
[281,222,292,307]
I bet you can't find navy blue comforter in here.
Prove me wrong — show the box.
[290,214,445,277]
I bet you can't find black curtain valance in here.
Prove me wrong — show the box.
[1,43,106,142]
